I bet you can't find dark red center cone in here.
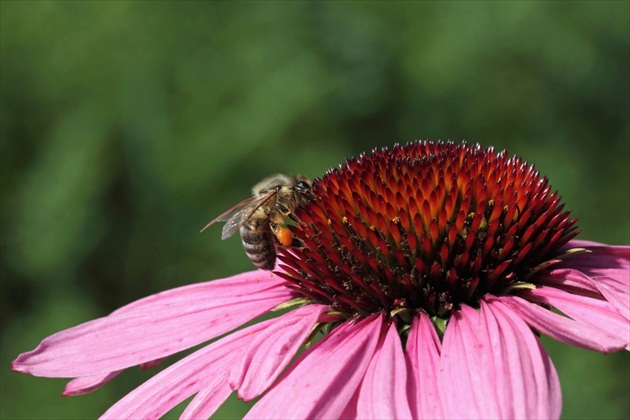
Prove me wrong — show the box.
[277,141,579,324]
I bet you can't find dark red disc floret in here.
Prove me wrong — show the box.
[277,141,579,319]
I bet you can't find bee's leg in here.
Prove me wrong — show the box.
[274,202,306,226]
[287,211,314,230]
[270,222,304,248]
[290,236,305,248]
[269,222,293,247]
[274,202,290,217]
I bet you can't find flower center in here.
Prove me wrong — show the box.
[277,141,578,325]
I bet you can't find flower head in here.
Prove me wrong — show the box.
[13,141,630,419]
[280,141,579,321]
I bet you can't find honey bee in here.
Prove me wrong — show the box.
[201,174,314,270]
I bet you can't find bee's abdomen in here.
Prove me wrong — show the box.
[240,219,276,270]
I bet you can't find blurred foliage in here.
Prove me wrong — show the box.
[1,1,628,419]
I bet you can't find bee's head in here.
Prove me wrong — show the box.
[292,175,314,202]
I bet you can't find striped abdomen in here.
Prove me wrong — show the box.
[239,218,276,270]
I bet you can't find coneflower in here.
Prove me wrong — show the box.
[13,141,629,419]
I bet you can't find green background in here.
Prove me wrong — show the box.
[1,1,628,419]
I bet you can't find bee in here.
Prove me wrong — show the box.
[201,174,314,270]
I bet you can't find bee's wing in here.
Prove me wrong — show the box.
[200,196,257,234]
[219,192,278,240]
[201,192,277,240]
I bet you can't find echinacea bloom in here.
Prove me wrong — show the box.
[13,141,629,419]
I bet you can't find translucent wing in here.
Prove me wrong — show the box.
[200,191,277,240]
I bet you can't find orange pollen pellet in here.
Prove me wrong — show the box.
[275,226,294,247]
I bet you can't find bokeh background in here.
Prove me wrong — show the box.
[1,1,628,419]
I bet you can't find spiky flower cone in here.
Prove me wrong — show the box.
[279,141,579,328]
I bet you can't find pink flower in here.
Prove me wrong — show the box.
[13,141,629,419]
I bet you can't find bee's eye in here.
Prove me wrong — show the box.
[295,181,310,192]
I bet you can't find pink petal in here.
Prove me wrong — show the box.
[110,270,289,314]
[139,357,167,370]
[13,271,293,377]
[480,299,562,419]
[521,286,630,350]
[538,268,599,294]
[63,371,122,396]
[594,276,630,322]
[352,322,412,419]
[497,295,626,352]
[230,304,329,401]
[244,314,383,419]
[439,304,487,419]
[541,242,629,294]
[405,311,444,419]
[440,302,561,419]
[540,241,630,326]
[62,358,165,396]
[101,314,284,419]
[558,241,629,283]
[564,239,606,248]
[337,387,359,419]
[179,382,233,420]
